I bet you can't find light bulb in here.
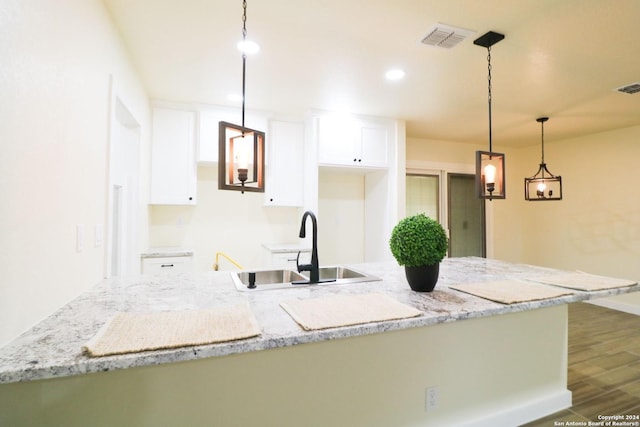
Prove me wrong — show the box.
[385,69,405,81]
[537,182,546,192]
[484,164,497,184]
[235,135,251,170]
[237,40,260,55]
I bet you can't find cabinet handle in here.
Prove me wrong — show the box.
[160,264,175,268]
[188,197,193,201]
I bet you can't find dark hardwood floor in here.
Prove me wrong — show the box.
[523,302,640,426]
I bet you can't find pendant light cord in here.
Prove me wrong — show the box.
[241,0,247,130]
[487,46,493,152]
[540,120,545,164]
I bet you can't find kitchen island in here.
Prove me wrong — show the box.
[0,257,637,426]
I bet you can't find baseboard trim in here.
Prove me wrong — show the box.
[457,389,572,427]
[587,298,640,316]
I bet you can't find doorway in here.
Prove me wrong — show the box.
[447,174,485,257]
[107,98,140,277]
[405,172,485,258]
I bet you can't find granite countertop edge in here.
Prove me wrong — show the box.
[1,257,638,385]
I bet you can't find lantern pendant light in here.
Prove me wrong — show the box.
[524,117,563,201]
[474,31,506,200]
[218,0,265,194]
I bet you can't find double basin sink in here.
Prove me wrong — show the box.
[231,266,381,291]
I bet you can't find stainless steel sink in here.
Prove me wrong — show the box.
[300,266,379,283]
[231,266,380,291]
[231,269,306,291]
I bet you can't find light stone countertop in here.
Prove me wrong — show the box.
[1,257,638,385]
[140,247,194,258]
[262,242,312,253]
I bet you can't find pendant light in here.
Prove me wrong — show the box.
[218,0,265,194]
[474,31,506,200]
[524,117,563,201]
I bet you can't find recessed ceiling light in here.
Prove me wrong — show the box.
[385,69,405,81]
[237,40,260,55]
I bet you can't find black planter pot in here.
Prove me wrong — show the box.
[404,264,440,292]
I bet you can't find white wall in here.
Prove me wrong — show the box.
[318,170,366,265]
[0,0,150,346]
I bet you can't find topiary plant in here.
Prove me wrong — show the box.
[389,213,448,267]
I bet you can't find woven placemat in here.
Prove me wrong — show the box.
[449,279,573,304]
[83,304,261,357]
[279,293,422,331]
[527,272,637,291]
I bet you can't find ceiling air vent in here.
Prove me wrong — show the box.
[421,24,475,49]
[616,82,640,94]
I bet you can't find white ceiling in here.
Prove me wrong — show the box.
[103,0,640,147]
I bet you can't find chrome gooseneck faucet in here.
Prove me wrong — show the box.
[296,210,320,283]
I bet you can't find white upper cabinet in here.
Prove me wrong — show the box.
[149,107,197,205]
[317,114,389,169]
[264,120,304,207]
[357,119,389,167]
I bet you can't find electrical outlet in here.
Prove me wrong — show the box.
[425,386,439,411]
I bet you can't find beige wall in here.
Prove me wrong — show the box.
[0,0,150,346]
[498,124,640,279]
[497,125,640,309]
[408,124,640,309]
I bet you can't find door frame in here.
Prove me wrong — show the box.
[406,159,495,258]
[105,77,142,278]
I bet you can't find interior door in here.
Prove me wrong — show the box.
[448,174,485,257]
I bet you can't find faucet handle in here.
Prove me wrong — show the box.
[296,251,312,273]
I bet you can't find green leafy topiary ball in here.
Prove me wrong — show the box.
[389,213,448,267]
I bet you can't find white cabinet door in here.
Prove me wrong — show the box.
[318,115,389,169]
[357,119,389,168]
[264,120,304,207]
[317,115,357,166]
[150,108,197,205]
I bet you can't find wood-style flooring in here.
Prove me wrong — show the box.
[523,302,640,426]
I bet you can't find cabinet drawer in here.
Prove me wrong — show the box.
[142,256,193,274]
[270,251,311,269]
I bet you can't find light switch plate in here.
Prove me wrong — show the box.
[76,224,85,253]
[94,223,104,247]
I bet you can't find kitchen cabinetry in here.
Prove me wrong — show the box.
[264,120,305,206]
[318,115,389,169]
[150,107,197,205]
